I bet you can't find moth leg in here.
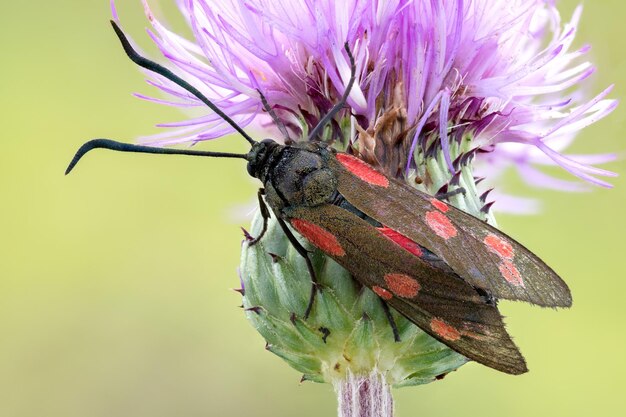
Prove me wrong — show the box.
[306,43,356,141]
[249,189,270,246]
[380,299,401,342]
[276,217,319,319]
[435,187,466,201]
[256,89,293,144]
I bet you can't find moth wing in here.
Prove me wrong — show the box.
[286,203,527,375]
[330,153,571,308]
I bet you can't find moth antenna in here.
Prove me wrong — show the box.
[65,139,249,175]
[110,20,256,146]
[307,42,357,141]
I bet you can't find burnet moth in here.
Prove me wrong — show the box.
[67,21,572,376]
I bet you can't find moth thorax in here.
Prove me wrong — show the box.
[300,168,337,206]
[273,148,338,207]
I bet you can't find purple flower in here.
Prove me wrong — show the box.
[120,0,617,212]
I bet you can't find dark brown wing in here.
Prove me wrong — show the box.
[330,153,571,308]
[285,203,528,375]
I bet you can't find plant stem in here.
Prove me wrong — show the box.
[334,371,393,417]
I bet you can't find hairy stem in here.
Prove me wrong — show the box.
[334,371,393,417]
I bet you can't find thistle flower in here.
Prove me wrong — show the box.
[135,0,616,208]
[116,0,616,415]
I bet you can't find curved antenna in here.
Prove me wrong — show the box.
[111,20,256,146]
[65,139,249,175]
[307,43,357,141]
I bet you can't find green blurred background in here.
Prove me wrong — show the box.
[1,1,624,416]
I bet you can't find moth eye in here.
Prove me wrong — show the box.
[246,161,256,177]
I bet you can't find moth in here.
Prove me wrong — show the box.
[67,21,572,376]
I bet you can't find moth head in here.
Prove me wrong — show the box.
[246,138,279,179]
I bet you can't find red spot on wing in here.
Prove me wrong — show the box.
[378,227,424,258]
[291,219,346,257]
[499,260,524,287]
[372,286,393,300]
[336,153,389,187]
[430,198,449,213]
[485,234,523,287]
[430,318,461,341]
[484,234,514,260]
[384,273,421,298]
[425,211,458,240]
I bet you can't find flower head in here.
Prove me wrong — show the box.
[131,0,616,212]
